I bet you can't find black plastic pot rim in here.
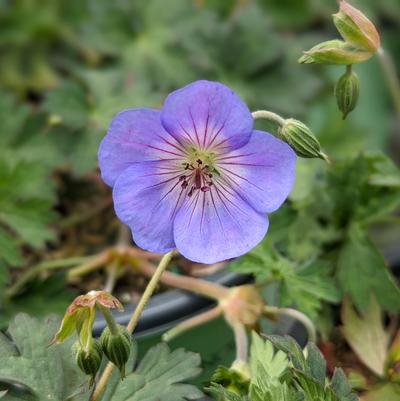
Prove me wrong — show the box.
[93,270,309,348]
[93,270,250,337]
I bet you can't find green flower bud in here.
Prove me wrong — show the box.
[298,39,371,65]
[101,325,132,379]
[75,339,103,386]
[278,119,328,161]
[335,67,360,119]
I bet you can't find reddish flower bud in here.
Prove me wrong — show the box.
[333,1,380,53]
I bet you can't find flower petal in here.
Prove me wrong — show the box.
[215,130,296,213]
[113,160,187,254]
[99,108,186,186]
[161,80,253,152]
[173,186,269,264]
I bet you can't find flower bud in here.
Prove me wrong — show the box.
[333,1,380,53]
[75,339,103,386]
[278,119,328,161]
[100,324,132,379]
[335,67,360,119]
[298,39,371,65]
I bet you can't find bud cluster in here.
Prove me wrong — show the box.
[298,1,378,118]
[299,1,380,66]
[53,291,133,386]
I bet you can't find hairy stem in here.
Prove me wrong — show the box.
[252,110,286,127]
[135,260,229,300]
[67,251,111,279]
[377,47,400,118]
[232,322,248,363]
[98,304,119,335]
[264,305,316,343]
[162,305,222,342]
[91,250,176,401]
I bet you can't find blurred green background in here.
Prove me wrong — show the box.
[1,0,400,322]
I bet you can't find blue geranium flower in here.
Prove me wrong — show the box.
[98,80,296,264]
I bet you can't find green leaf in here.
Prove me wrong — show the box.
[338,224,400,313]
[0,314,89,401]
[250,365,297,401]
[206,383,249,401]
[306,343,327,385]
[250,332,288,382]
[209,366,249,396]
[231,241,340,318]
[331,368,358,401]
[43,81,90,129]
[0,227,22,266]
[102,342,203,401]
[264,335,306,371]
[0,274,75,330]
[341,297,389,377]
[295,371,340,401]
[0,159,57,259]
[280,262,341,318]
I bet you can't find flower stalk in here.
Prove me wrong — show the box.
[252,110,328,161]
[98,304,119,336]
[377,47,400,118]
[91,250,176,401]
[264,305,316,343]
[252,110,286,126]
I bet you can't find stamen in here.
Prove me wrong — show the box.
[179,158,215,197]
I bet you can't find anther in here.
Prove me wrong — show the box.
[197,159,203,165]
[201,186,210,192]
[179,175,186,181]
[181,181,188,189]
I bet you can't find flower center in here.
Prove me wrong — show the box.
[179,158,214,197]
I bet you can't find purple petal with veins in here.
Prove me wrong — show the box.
[98,80,297,263]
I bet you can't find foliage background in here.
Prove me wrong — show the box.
[0,0,400,327]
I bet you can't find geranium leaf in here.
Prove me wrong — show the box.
[0,314,89,401]
[101,342,203,401]
[306,343,327,385]
[250,332,288,382]
[338,224,400,313]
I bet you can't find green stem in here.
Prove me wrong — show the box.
[98,304,119,335]
[252,110,286,127]
[91,250,176,401]
[264,305,317,344]
[5,256,91,300]
[377,47,400,118]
